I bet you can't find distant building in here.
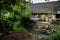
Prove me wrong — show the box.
[29,1,60,22]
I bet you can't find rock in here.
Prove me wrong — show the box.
[45,25,49,29]
[46,30,51,35]
[40,25,57,35]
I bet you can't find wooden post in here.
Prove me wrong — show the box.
[44,13,49,22]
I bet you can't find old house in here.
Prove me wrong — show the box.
[29,1,60,22]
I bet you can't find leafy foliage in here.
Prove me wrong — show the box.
[0,0,32,33]
[20,16,32,30]
[49,32,60,40]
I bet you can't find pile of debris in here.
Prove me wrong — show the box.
[40,25,57,35]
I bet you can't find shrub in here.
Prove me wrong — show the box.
[20,16,32,30]
[0,0,32,33]
[49,32,60,40]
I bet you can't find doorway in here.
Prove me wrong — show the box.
[56,14,60,18]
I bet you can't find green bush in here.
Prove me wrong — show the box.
[20,16,32,30]
[49,32,60,40]
[0,0,32,33]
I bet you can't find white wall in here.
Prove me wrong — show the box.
[41,15,45,20]
[52,15,56,19]
[40,15,56,20]
[31,0,58,3]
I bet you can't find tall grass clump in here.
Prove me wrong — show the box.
[49,32,60,40]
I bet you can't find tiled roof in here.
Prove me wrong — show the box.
[29,1,60,13]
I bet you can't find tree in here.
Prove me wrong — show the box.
[0,0,32,33]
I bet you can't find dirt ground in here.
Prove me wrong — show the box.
[0,31,45,40]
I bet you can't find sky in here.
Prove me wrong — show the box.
[31,0,58,3]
